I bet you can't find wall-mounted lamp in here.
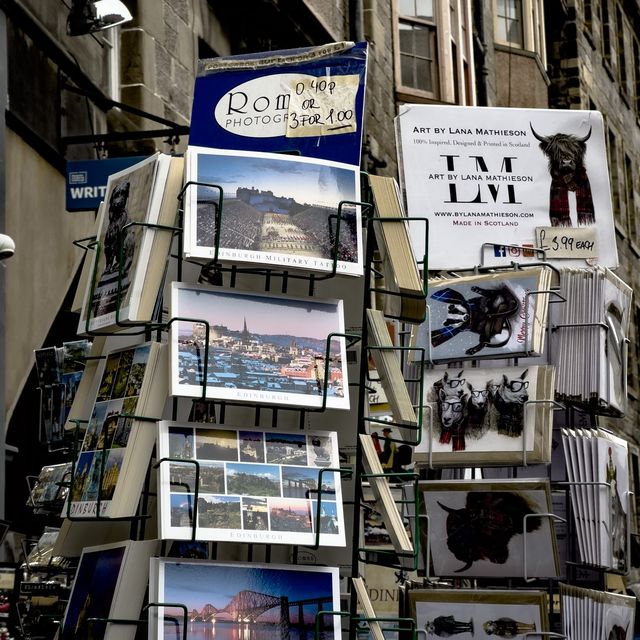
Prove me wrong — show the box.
[0,235,15,260]
[66,0,133,37]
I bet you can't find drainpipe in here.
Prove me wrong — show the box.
[349,0,364,43]
[473,0,489,106]
[0,8,7,519]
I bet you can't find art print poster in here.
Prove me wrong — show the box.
[189,42,368,166]
[419,480,559,578]
[415,366,553,466]
[66,343,151,517]
[149,559,341,640]
[157,422,345,546]
[408,590,547,639]
[169,283,349,410]
[396,106,617,270]
[183,147,362,275]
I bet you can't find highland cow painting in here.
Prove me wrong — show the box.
[418,480,559,578]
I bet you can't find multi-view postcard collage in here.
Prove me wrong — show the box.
[21,37,637,640]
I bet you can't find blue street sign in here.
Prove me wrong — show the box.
[66,156,147,211]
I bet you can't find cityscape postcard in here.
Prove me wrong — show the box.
[169,283,349,409]
[149,559,341,640]
[183,146,363,276]
[157,421,345,546]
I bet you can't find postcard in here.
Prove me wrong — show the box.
[417,479,559,578]
[414,267,552,362]
[61,540,157,640]
[157,422,345,546]
[169,283,349,410]
[28,462,71,510]
[183,146,362,275]
[408,589,548,639]
[189,42,368,166]
[148,559,341,640]
[396,106,618,270]
[415,365,555,466]
[65,341,167,518]
[560,583,635,640]
[76,154,183,333]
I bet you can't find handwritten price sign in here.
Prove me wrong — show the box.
[286,74,359,138]
[535,226,598,260]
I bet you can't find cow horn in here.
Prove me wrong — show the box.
[529,123,545,142]
[455,560,473,573]
[576,126,592,143]
[437,500,461,514]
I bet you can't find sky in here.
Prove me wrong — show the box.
[161,561,334,611]
[174,286,342,339]
[195,151,357,208]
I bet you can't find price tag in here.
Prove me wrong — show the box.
[286,74,359,138]
[535,227,598,260]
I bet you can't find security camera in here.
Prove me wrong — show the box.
[0,234,15,260]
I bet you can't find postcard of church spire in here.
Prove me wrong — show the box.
[169,282,349,410]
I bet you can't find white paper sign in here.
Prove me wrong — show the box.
[287,74,359,137]
[535,226,598,259]
[396,106,618,270]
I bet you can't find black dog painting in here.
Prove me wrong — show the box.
[531,123,594,226]
[419,268,551,363]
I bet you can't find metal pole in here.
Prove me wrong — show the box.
[0,7,7,519]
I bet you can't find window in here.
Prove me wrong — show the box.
[496,0,524,47]
[607,128,624,231]
[634,305,640,390]
[494,0,547,66]
[601,0,612,66]
[624,152,636,241]
[634,36,640,114]
[616,6,627,91]
[584,0,593,33]
[397,0,439,97]
[394,0,475,104]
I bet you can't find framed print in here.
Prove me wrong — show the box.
[415,365,555,467]
[183,147,363,275]
[169,283,349,410]
[148,559,341,640]
[417,479,560,578]
[407,589,548,639]
[157,421,345,546]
